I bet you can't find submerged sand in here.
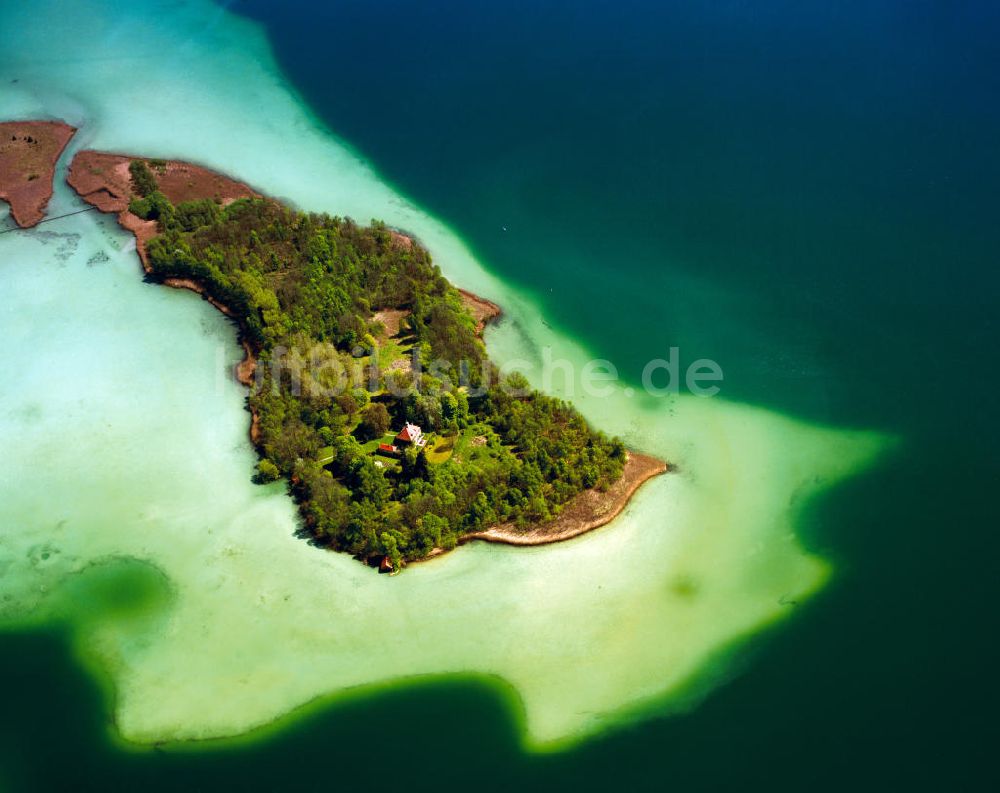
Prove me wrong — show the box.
[0,0,890,752]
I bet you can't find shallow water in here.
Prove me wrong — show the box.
[0,0,893,755]
[0,172,883,741]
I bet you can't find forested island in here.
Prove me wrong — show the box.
[66,150,666,572]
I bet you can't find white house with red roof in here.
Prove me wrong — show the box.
[395,422,426,447]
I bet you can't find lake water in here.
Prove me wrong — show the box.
[0,0,996,789]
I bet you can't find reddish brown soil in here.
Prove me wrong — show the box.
[372,308,410,340]
[0,121,76,228]
[390,230,413,249]
[66,150,258,268]
[458,288,503,334]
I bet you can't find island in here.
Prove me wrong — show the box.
[65,148,667,572]
[0,120,76,228]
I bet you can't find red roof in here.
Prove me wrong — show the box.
[378,443,397,452]
[396,423,421,442]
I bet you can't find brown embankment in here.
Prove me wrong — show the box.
[66,150,258,268]
[371,308,410,340]
[458,288,502,334]
[0,121,76,228]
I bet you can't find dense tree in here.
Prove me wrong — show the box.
[138,193,624,570]
[129,159,159,197]
[358,402,391,440]
[255,459,281,483]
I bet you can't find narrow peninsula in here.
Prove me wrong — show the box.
[66,150,666,572]
[0,120,76,227]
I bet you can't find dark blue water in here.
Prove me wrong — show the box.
[229,0,998,428]
[3,1,998,789]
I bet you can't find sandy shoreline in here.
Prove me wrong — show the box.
[464,452,667,546]
[410,452,667,565]
[0,120,76,228]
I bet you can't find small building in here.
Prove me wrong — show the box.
[377,443,400,457]
[396,422,427,447]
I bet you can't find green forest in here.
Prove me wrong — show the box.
[131,160,625,571]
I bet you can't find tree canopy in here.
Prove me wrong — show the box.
[137,168,624,570]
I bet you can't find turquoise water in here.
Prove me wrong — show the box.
[0,0,996,789]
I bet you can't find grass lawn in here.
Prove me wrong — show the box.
[358,432,399,455]
[354,338,414,386]
[317,423,501,472]
[450,423,499,465]
[425,434,455,464]
[373,457,401,473]
[376,338,413,371]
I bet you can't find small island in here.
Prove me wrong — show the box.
[0,120,76,228]
[65,147,666,572]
